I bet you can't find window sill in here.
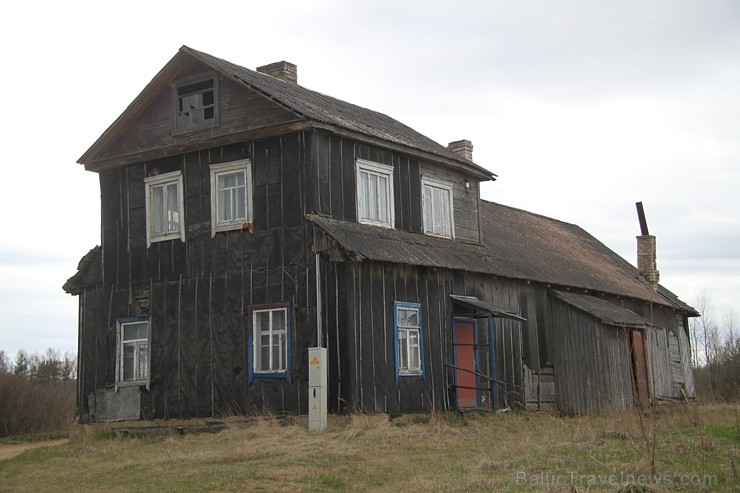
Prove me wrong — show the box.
[398,371,423,377]
[252,371,288,380]
[117,380,148,388]
[358,219,394,229]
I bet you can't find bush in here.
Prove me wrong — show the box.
[0,350,76,438]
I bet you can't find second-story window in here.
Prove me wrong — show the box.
[422,178,454,238]
[175,77,217,132]
[210,160,253,236]
[356,159,394,228]
[145,171,185,246]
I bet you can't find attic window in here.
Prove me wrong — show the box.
[174,76,217,131]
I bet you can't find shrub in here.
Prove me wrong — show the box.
[0,366,76,438]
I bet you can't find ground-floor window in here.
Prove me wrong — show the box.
[249,303,291,379]
[116,317,150,386]
[394,301,424,378]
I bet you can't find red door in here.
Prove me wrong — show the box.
[454,319,479,409]
[630,330,650,408]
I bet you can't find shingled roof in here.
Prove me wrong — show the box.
[310,200,695,312]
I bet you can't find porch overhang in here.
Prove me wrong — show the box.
[449,294,527,321]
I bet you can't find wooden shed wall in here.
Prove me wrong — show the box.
[549,297,634,415]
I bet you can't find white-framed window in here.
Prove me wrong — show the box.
[250,304,291,377]
[116,317,150,387]
[394,302,423,378]
[422,178,454,238]
[174,76,217,132]
[145,171,185,246]
[210,160,253,236]
[356,159,394,228]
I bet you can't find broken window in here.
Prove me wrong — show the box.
[209,160,253,236]
[422,178,454,238]
[395,302,423,378]
[175,77,216,131]
[145,171,185,246]
[356,159,394,228]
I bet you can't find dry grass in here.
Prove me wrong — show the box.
[0,403,737,492]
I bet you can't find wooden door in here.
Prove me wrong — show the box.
[453,319,479,409]
[630,330,650,408]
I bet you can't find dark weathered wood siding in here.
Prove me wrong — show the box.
[549,297,634,415]
[79,132,321,419]
[419,161,481,243]
[312,132,481,241]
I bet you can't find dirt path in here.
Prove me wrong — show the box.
[0,439,68,461]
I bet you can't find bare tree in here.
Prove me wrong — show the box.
[0,350,9,373]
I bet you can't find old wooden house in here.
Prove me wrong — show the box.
[64,46,696,421]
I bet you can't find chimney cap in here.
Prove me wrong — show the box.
[256,61,298,84]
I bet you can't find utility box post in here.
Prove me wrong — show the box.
[308,347,327,431]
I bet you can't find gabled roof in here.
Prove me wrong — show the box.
[310,200,696,313]
[80,46,494,180]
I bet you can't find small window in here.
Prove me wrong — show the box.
[210,160,253,236]
[356,159,394,228]
[250,304,291,378]
[116,317,150,386]
[422,178,454,238]
[145,171,185,246]
[394,302,424,378]
[174,77,217,132]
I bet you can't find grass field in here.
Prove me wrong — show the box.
[0,403,737,492]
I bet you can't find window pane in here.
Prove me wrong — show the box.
[368,174,378,221]
[123,322,147,341]
[377,175,387,223]
[359,172,368,219]
[123,344,135,380]
[409,330,420,370]
[152,186,165,234]
[219,189,231,222]
[166,182,180,233]
[260,346,270,372]
[234,187,246,220]
[398,330,408,370]
[203,90,214,107]
[398,308,419,328]
[272,337,282,371]
[137,342,149,380]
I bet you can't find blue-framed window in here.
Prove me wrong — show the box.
[249,303,292,381]
[394,302,425,379]
[116,316,150,388]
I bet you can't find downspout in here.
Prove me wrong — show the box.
[315,252,322,347]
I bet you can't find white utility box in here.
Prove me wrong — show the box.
[308,347,327,431]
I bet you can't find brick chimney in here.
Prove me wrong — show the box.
[256,61,297,84]
[447,139,473,161]
[635,202,660,291]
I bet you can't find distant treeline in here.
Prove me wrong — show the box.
[689,293,740,402]
[0,349,76,438]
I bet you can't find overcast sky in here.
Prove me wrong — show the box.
[1,0,738,356]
